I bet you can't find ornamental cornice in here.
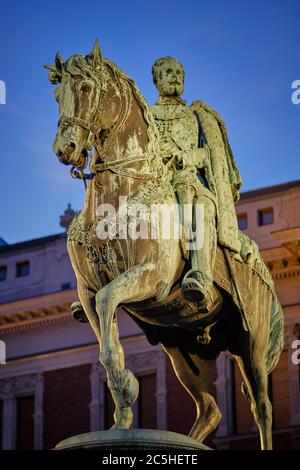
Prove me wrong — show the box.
[0,303,74,336]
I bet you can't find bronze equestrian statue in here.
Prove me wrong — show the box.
[45,41,284,450]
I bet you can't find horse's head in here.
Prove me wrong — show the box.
[45,40,117,170]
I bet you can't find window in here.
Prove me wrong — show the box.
[16,261,30,278]
[138,374,157,429]
[0,265,7,282]
[16,395,35,449]
[237,213,248,230]
[258,207,274,226]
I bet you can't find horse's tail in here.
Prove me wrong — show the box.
[266,294,284,374]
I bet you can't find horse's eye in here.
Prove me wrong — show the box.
[82,84,92,92]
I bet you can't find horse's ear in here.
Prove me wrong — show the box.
[44,64,61,84]
[86,39,102,69]
[55,52,64,75]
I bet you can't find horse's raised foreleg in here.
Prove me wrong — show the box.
[95,262,158,429]
[163,346,221,442]
[235,352,273,450]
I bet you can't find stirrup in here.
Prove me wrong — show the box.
[181,269,207,304]
[70,300,89,323]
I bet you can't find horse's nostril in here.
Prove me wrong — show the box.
[63,142,76,156]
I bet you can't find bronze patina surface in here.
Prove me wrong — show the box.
[45,42,283,450]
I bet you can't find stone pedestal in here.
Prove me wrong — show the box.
[55,429,211,451]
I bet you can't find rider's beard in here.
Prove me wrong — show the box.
[157,81,184,97]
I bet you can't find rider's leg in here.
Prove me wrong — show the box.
[182,196,217,306]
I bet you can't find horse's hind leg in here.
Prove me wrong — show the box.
[164,346,221,442]
[76,280,101,343]
[235,351,273,450]
[95,262,158,429]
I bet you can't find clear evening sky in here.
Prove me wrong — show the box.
[0,0,299,243]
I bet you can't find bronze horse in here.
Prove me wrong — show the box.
[45,41,284,450]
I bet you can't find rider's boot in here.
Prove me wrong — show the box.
[181,270,218,311]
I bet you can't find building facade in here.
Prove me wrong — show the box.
[0,181,300,450]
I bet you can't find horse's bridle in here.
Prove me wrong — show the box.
[58,115,96,187]
[59,97,102,185]
[60,66,160,186]
[58,116,100,136]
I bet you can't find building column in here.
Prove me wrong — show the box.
[33,374,44,449]
[89,363,105,431]
[288,325,300,426]
[156,350,167,430]
[2,396,17,449]
[215,352,233,437]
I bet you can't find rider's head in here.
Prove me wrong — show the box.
[152,57,185,97]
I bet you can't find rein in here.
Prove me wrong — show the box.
[93,156,158,180]
[70,154,155,188]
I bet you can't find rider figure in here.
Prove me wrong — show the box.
[151,57,242,310]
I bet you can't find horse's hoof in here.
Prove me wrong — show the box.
[70,300,89,323]
[109,424,127,431]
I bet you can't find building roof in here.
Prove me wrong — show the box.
[0,233,66,255]
[240,179,300,201]
[0,237,8,247]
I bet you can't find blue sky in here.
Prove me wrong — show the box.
[0,0,299,243]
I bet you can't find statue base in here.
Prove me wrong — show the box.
[55,429,211,451]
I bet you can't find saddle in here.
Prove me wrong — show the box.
[71,244,274,342]
[125,245,274,336]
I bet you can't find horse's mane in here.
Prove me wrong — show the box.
[64,55,160,143]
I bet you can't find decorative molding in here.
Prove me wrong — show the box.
[0,303,76,336]
[261,246,292,263]
[126,350,162,374]
[0,314,74,336]
[273,268,300,281]
[0,373,38,398]
[0,372,44,450]
[271,226,300,244]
